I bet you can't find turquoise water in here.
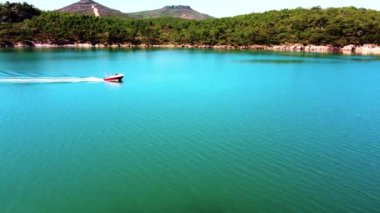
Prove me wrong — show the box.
[0,49,379,212]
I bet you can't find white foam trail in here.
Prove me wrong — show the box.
[0,77,103,84]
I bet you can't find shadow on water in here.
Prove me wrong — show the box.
[237,59,306,64]
[350,57,380,62]
[0,48,137,62]
[234,52,380,65]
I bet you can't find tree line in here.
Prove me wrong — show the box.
[1,2,380,47]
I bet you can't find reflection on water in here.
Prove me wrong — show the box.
[105,81,123,88]
[238,59,306,64]
[350,58,380,62]
[236,55,380,64]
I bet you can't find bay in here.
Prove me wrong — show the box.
[0,49,379,212]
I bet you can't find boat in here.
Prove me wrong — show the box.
[104,74,124,82]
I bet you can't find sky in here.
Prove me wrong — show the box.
[5,0,380,17]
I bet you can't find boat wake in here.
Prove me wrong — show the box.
[0,77,103,84]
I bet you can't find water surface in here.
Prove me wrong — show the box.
[1,49,379,212]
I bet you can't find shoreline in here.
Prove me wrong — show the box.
[2,42,380,55]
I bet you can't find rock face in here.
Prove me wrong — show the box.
[342,45,356,54]
[127,5,213,20]
[57,0,124,17]
[271,44,340,53]
[355,44,380,55]
[9,42,380,55]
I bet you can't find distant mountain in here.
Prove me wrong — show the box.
[57,0,126,17]
[57,1,212,20]
[127,5,213,20]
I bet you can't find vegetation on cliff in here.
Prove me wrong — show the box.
[1,3,379,47]
[0,1,41,22]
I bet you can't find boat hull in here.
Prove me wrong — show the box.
[104,76,124,82]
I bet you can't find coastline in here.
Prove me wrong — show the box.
[2,42,380,55]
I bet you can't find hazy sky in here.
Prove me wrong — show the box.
[5,0,380,17]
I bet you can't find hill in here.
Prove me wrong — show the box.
[127,5,213,20]
[57,1,212,20]
[57,0,126,17]
[0,1,41,22]
[1,3,379,49]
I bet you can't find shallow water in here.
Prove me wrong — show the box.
[0,49,379,212]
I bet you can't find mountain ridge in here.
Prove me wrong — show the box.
[57,0,126,17]
[57,0,125,16]
[57,0,212,19]
[127,5,213,20]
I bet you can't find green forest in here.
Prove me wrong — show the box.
[1,2,380,47]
